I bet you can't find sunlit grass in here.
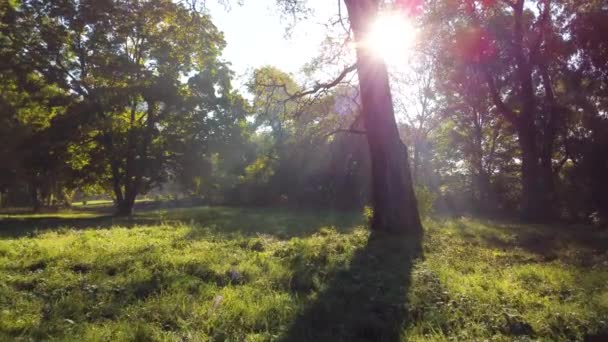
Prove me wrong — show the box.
[0,211,103,220]
[71,198,155,207]
[0,207,607,340]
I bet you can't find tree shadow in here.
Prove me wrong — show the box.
[0,205,363,239]
[180,206,363,240]
[453,218,608,259]
[281,232,422,341]
[0,215,115,237]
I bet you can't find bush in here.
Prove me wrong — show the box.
[362,186,435,223]
[415,186,436,218]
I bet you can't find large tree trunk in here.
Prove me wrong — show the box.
[589,119,608,226]
[116,188,136,216]
[109,158,131,216]
[112,158,138,217]
[344,0,422,235]
[517,122,545,221]
[509,0,556,222]
[114,101,156,217]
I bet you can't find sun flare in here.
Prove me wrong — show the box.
[365,13,417,64]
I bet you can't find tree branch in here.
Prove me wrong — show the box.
[529,0,551,62]
[484,69,519,125]
[325,128,366,138]
[337,0,351,35]
[287,63,357,101]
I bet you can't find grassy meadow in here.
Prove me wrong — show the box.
[1,205,607,341]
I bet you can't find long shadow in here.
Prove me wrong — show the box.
[281,232,422,342]
[180,206,363,239]
[0,215,115,237]
[454,219,608,258]
[0,205,363,239]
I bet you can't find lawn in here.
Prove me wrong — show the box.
[1,206,607,341]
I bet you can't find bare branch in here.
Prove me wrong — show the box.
[500,0,517,10]
[287,63,357,101]
[337,0,351,35]
[529,0,551,62]
[325,128,366,138]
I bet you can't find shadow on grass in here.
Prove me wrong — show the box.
[180,206,363,239]
[281,232,422,342]
[0,205,363,239]
[453,218,608,258]
[0,215,119,237]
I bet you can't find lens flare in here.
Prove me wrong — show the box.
[365,13,417,64]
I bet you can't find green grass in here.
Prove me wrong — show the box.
[71,198,156,207]
[1,207,607,341]
[72,199,115,207]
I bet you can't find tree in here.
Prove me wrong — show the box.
[10,0,234,215]
[393,52,441,189]
[341,0,421,234]
[561,0,608,224]
[245,68,370,208]
[435,68,519,214]
[271,0,422,234]
[168,65,251,202]
[425,0,578,221]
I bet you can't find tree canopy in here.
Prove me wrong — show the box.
[1,0,606,226]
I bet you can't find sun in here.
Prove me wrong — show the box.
[364,13,417,64]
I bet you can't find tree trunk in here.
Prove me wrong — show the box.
[110,158,129,216]
[590,119,608,226]
[30,181,41,212]
[116,191,136,216]
[344,0,422,235]
[517,120,547,221]
[512,1,554,222]
[412,138,420,185]
[535,59,560,219]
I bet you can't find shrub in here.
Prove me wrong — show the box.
[415,186,436,218]
[361,186,435,223]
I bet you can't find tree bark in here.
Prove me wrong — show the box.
[116,190,136,216]
[30,182,41,212]
[589,118,608,226]
[517,121,546,221]
[344,0,422,235]
[538,60,559,218]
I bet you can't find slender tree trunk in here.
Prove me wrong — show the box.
[344,0,422,235]
[413,138,420,185]
[60,188,74,208]
[538,61,559,218]
[30,181,41,212]
[110,159,130,216]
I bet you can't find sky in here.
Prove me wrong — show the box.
[204,0,419,121]
[205,0,338,86]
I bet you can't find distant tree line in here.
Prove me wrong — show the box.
[1,0,606,226]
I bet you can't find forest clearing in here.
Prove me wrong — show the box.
[1,205,607,341]
[1,0,607,340]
